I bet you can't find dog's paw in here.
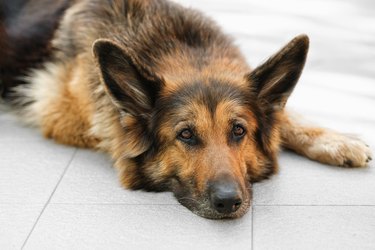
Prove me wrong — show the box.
[306,133,372,168]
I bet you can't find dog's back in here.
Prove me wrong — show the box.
[0,0,246,100]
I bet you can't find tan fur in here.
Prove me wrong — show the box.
[280,111,372,167]
[38,57,99,147]
[159,47,250,90]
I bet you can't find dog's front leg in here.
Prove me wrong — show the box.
[279,111,372,167]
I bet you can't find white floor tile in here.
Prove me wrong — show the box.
[0,204,43,249]
[24,204,252,250]
[253,205,375,250]
[253,151,375,205]
[51,149,177,205]
[0,141,75,203]
[0,113,44,141]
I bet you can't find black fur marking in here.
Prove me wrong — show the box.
[254,110,275,152]
[130,135,172,192]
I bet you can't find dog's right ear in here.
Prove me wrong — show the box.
[93,39,164,157]
[248,35,309,112]
[93,39,163,118]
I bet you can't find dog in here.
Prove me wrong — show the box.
[0,0,372,219]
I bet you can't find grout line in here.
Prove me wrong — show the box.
[0,202,180,206]
[251,205,254,250]
[21,148,78,250]
[2,202,375,206]
[49,203,182,206]
[0,139,45,142]
[2,202,374,206]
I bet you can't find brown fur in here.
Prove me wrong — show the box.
[0,0,371,219]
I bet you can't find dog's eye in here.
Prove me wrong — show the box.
[233,124,246,138]
[178,129,193,140]
[177,128,200,146]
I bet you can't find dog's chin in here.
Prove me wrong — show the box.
[191,199,251,220]
[176,193,252,220]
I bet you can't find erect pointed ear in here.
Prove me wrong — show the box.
[248,35,309,111]
[93,39,163,118]
[93,39,164,157]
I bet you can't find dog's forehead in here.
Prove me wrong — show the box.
[156,80,256,127]
[161,80,249,109]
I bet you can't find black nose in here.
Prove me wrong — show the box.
[209,177,243,214]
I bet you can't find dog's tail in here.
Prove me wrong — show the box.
[0,0,71,102]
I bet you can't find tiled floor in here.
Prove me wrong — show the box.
[1,0,375,249]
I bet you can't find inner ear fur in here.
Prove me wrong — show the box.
[248,34,309,111]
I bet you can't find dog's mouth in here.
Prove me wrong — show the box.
[173,182,252,219]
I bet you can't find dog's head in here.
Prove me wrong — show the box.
[93,35,309,219]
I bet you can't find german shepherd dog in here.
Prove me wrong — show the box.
[0,0,372,219]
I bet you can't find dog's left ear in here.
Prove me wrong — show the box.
[248,35,309,111]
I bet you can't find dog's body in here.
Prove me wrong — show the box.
[0,0,372,219]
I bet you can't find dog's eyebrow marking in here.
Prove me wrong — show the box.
[174,120,195,131]
[229,117,248,125]
[174,119,189,127]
